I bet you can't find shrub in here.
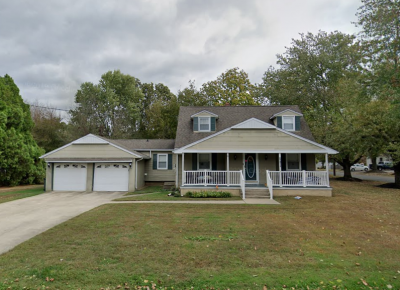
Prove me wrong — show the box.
[185,191,232,198]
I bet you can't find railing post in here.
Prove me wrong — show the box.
[204,170,207,186]
[303,170,306,187]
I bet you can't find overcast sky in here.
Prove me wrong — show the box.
[0,0,362,113]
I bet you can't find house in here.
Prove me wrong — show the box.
[41,106,338,198]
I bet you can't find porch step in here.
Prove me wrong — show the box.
[163,182,175,190]
[244,187,270,199]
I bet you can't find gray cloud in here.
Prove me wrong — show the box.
[0,0,362,111]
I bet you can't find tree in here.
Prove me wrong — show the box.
[138,82,179,139]
[30,103,70,152]
[201,68,260,106]
[0,75,45,186]
[356,0,400,187]
[261,31,367,180]
[177,80,208,106]
[69,70,143,139]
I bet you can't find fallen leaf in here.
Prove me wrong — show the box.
[355,263,360,266]
[361,279,368,286]
[263,285,268,290]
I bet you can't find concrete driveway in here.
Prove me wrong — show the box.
[0,191,125,255]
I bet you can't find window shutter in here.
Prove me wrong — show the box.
[211,117,216,131]
[168,154,173,170]
[295,116,301,131]
[212,153,217,170]
[301,154,307,170]
[153,154,157,170]
[193,117,199,131]
[192,153,197,170]
[277,116,282,128]
[281,154,287,171]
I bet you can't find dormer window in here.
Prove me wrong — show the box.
[192,111,217,132]
[199,117,210,131]
[282,116,295,131]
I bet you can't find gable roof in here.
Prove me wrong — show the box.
[109,139,175,151]
[40,134,146,159]
[270,109,303,119]
[175,106,315,148]
[190,110,219,118]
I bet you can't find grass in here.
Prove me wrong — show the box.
[115,186,242,201]
[0,186,44,204]
[0,179,400,289]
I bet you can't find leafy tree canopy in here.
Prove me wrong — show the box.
[261,31,367,179]
[69,70,144,139]
[201,67,260,106]
[0,75,45,186]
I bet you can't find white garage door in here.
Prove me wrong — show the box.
[93,163,129,191]
[53,163,87,191]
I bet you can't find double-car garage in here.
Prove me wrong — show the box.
[52,162,130,192]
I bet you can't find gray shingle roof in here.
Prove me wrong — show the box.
[109,139,175,151]
[175,106,315,149]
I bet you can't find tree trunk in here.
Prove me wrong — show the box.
[371,156,377,171]
[394,162,400,188]
[342,161,353,181]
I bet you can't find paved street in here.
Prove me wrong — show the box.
[330,170,394,183]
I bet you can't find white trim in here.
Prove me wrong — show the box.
[282,116,295,132]
[191,110,219,118]
[40,134,142,159]
[197,153,211,170]
[134,149,174,151]
[47,160,133,163]
[270,109,303,119]
[173,118,338,155]
[157,154,168,170]
[286,153,301,171]
[176,150,335,154]
[198,116,211,132]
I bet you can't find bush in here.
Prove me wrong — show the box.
[185,191,232,198]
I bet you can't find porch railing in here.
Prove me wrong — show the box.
[266,170,273,199]
[184,170,241,186]
[268,171,329,187]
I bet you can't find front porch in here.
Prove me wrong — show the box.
[176,152,332,199]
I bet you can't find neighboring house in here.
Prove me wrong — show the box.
[41,106,338,198]
[366,155,393,167]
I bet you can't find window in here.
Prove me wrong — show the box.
[198,153,211,170]
[199,117,210,131]
[282,116,295,131]
[287,154,300,170]
[157,154,168,169]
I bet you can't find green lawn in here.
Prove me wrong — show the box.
[0,179,400,289]
[116,186,242,201]
[0,186,44,204]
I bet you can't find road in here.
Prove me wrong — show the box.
[330,170,394,183]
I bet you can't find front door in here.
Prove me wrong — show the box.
[245,153,257,181]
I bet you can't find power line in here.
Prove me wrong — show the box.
[29,104,71,113]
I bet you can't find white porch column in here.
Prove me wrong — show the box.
[279,153,282,187]
[227,153,230,186]
[325,153,330,187]
[182,153,185,186]
[175,154,179,187]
